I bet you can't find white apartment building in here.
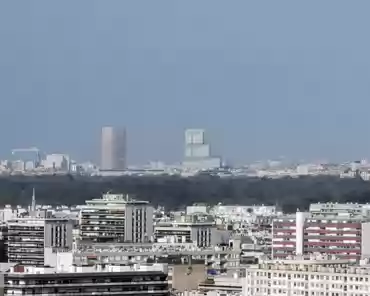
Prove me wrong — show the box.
[244,257,370,296]
[79,193,154,243]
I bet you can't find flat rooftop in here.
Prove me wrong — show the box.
[9,263,168,275]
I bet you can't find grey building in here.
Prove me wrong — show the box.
[101,126,126,170]
[79,193,154,243]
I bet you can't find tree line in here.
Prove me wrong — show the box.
[0,175,369,213]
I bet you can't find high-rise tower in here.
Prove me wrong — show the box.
[101,126,126,170]
[184,129,210,159]
[183,129,221,169]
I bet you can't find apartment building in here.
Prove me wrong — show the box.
[5,263,169,295]
[244,257,370,296]
[7,217,73,265]
[79,193,154,243]
[272,208,370,261]
[154,214,219,247]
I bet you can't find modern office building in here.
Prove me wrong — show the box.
[183,129,221,170]
[101,126,126,170]
[5,263,169,296]
[7,217,74,266]
[79,193,154,243]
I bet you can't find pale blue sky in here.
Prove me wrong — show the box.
[0,1,370,164]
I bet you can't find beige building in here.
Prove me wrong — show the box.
[101,126,126,170]
[244,257,370,296]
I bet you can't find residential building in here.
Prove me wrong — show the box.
[5,263,169,296]
[101,126,126,170]
[272,211,370,261]
[244,257,370,296]
[7,217,73,266]
[79,193,153,243]
[184,129,210,159]
[154,214,219,247]
[73,242,241,275]
[183,129,221,170]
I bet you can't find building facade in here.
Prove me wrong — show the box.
[5,263,169,296]
[7,217,73,266]
[79,193,154,243]
[154,214,218,247]
[183,129,221,170]
[244,258,370,296]
[272,212,370,261]
[101,126,126,171]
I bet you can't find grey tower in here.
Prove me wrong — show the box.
[101,126,126,170]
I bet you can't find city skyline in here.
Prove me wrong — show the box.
[2,1,370,164]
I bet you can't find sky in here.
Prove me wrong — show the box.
[1,1,370,165]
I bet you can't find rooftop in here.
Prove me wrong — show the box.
[9,263,168,275]
[83,193,149,206]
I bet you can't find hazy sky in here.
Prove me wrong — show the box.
[1,1,370,165]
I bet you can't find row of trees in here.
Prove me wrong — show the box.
[0,175,369,212]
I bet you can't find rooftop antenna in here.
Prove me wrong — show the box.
[31,188,36,212]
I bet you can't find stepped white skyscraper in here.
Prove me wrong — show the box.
[101,126,126,170]
[184,129,210,158]
[183,128,221,169]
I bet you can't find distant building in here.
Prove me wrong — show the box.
[43,154,70,171]
[79,193,153,243]
[183,129,221,170]
[101,126,126,170]
[184,129,210,159]
[154,213,223,247]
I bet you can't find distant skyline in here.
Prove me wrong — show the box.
[1,1,370,164]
